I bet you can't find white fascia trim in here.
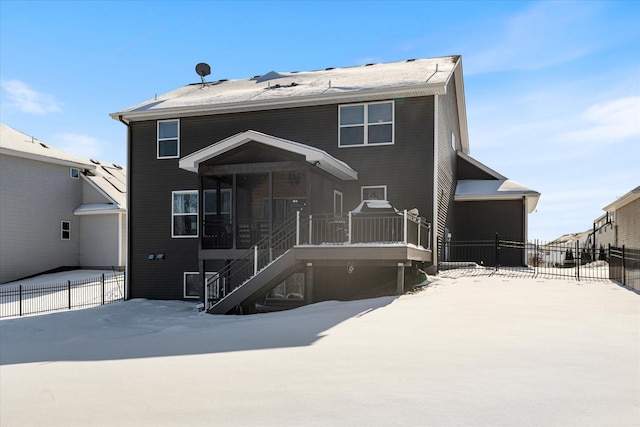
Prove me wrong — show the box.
[110,84,448,122]
[179,130,358,181]
[74,207,125,215]
[603,186,640,212]
[1,147,95,169]
[457,152,507,180]
[451,59,470,154]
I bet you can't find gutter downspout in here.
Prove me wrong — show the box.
[118,115,131,300]
[432,95,439,272]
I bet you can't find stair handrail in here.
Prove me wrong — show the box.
[205,214,301,309]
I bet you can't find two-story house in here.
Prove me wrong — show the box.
[0,123,126,284]
[111,55,539,313]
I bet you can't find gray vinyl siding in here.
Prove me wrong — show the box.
[436,79,461,240]
[0,155,81,283]
[616,200,640,248]
[79,214,121,268]
[82,178,108,203]
[128,97,436,299]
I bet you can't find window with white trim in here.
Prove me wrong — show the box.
[339,101,394,147]
[333,190,343,214]
[70,168,79,179]
[61,221,71,240]
[157,119,179,158]
[361,185,387,201]
[184,271,216,299]
[172,190,198,237]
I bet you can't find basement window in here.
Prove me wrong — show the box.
[184,271,217,299]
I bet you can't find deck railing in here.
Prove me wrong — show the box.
[298,210,431,248]
[205,210,432,310]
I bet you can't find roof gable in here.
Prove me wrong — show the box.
[179,130,358,181]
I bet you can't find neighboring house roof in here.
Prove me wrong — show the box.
[603,186,640,212]
[0,123,93,169]
[179,130,358,181]
[455,179,541,213]
[76,162,127,214]
[111,56,469,153]
[1,123,126,213]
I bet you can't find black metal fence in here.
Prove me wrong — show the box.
[0,272,125,319]
[437,235,639,288]
[609,246,640,291]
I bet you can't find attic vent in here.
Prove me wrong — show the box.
[218,79,228,83]
[406,58,416,62]
[39,142,49,148]
[112,163,123,169]
[265,82,299,90]
[365,63,375,66]
[90,159,100,165]
[253,71,293,83]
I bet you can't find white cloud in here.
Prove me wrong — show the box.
[52,133,108,159]
[0,80,62,114]
[465,2,605,75]
[560,96,640,143]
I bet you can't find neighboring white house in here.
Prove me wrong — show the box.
[602,186,640,248]
[0,123,126,284]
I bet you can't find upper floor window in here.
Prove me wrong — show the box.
[70,168,79,179]
[158,119,179,159]
[339,101,394,147]
[172,190,198,237]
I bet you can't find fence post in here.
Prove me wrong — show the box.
[68,280,72,310]
[308,214,312,244]
[102,274,105,305]
[622,245,626,286]
[348,211,352,244]
[575,240,580,281]
[495,233,500,270]
[417,218,421,247]
[403,210,408,244]
[19,285,23,317]
[296,210,300,246]
[254,245,259,275]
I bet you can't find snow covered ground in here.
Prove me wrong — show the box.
[1,274,638,426]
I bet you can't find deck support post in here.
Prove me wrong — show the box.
[397,262,405,295]
[305,262,314,304]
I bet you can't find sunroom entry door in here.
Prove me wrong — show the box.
[202,176,232,249]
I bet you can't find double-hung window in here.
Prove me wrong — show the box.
[172,191,198,237]
[61,221,71,240]
[339,101,394,147]
[158,119,179,158]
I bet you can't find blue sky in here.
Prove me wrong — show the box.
[1,0,638,241]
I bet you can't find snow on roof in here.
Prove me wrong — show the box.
[179,130,357,181]
[351,200,398,213]
[1,123,126,209]
[455,179,541,213]
[81,163,127,209]
[111,56,460,121]
[0,123,94,168]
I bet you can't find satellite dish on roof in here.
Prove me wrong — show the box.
[195,63,211,85]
